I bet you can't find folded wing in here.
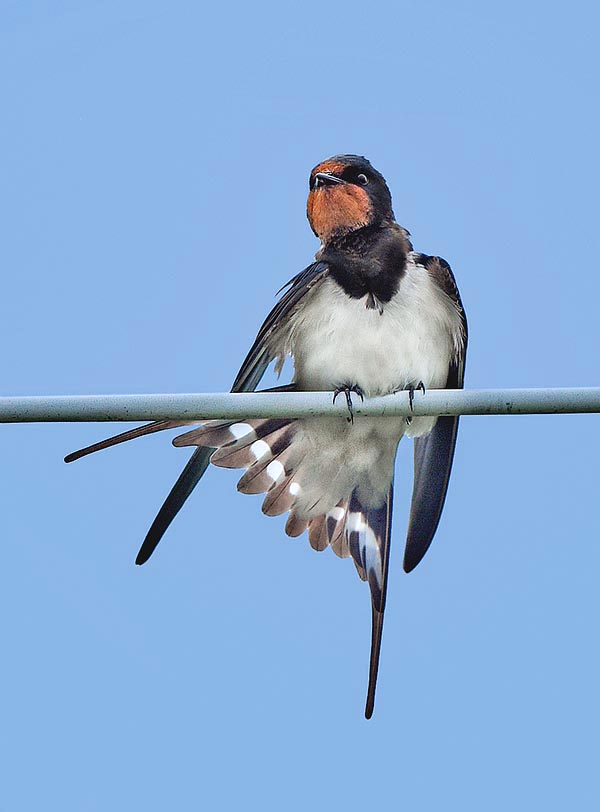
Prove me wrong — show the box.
[404,255,467,573]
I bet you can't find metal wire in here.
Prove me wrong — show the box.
[1,388,600,423]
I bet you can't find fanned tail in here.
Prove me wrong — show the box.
[175,417,394,717]
[177,418,355,559]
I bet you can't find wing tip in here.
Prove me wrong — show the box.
[402,538,432,573]
[402,551,421,573]
[135,523,166,566]
[135,549,151,566]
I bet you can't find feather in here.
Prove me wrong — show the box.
[403,254,467,572]
[345,485,394,719]
[328,502,350,558]
[308,514,329,552]
[262,474,297,517]
[64,420,191,463]
[285,511,309,538]
[211,423,295,470]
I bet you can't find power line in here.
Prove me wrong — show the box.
[0,388,599,423]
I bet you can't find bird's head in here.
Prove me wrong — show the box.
[307,155,394,244]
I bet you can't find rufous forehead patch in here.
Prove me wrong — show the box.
[310,160,347,180]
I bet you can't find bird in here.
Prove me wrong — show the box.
[65,154,468,718]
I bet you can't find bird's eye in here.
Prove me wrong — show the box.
[357,173,368,185]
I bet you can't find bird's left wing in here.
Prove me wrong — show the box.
[403,255,468,573]
[65,261,330,564]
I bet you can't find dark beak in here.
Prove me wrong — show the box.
[314,172,345,188]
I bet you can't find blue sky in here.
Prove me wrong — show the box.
[2,1,600,809]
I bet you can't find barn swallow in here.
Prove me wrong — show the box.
[66,155,467,718]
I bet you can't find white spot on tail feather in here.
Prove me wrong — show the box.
[229,423,255,440]
[266,460,285,483]
[250,440,271,460]
[347,512,366,533]
[289,482,301,496]
[347,511,381,586]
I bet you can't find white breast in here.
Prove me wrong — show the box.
[278,254,463,398]
[253,254,465,518]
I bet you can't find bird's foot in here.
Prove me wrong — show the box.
[405,381,426,425]
[333,384,365,424]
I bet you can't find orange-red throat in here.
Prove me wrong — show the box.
[307,160,374,244]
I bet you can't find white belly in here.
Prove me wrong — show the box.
[284,257,459,398]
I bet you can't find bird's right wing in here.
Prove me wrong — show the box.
[231,261,329,391]
[65,261,329,564]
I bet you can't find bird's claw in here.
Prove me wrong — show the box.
[333,384,364,424]
[406,381,426,425]
[407,380,426,410]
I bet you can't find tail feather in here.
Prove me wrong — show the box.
[307,500,352,557]
[366,607,386,720]
[329,506,350,559]
[345,485,394,719]
[64,420,191,463]
[237,439,299,495]
[285,511,308,537]
[308,514,329,552]
[173,418,290,452]
[179,417,305,512]
[211,423,295,470]
[262,473,296,516]
[237,457,287,494]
